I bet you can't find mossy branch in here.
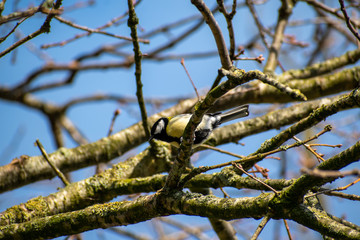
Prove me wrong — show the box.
[0,194,160,240]
[164,68,261,190]
[289,204,360,240]
[0,167,293,226]
[221,68,307,101]
[278,139,360,203]
[2,189,359,239]
[0,98,196,193]
[278,48,360,82]
[245,89,360,168]
[127,0,150,139]
[1,82,358,194]
[0,192,272,239]
[0,146,172,226]
[208,93,344,146]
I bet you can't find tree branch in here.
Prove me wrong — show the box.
[127,0,151,139]
[0,0,63,58]
[191,0,232,69]
[264,0,295,73]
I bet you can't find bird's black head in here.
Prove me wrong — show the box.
[149,117,168,141]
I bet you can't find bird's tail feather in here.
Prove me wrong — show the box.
[219,105,249,123]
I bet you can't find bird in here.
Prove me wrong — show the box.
[149,104,249,147]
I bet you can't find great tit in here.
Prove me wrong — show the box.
[149,104,249,147]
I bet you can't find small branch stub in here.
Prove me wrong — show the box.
[35,139,70,186]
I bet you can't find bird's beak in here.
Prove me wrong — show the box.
[148,135,154,141]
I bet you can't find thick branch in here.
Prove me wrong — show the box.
[277,48,360,82]
[1,88,358,193]
[289,204,360,240]
[209,94,343,146]
[0,192,272,239]
[279,139,360,203]
[245,89,360,168]
[0,99,194,193]
[0,167,291,226]
[0,194,160,240]
[191,0,232,69]
[164,68,260,190]
[215,66,359,109]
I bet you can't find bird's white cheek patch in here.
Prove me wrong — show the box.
[155,120,165,134]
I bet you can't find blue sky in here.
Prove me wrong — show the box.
[1,1,359,239]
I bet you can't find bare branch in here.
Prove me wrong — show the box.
[338,0,360,42]
[0,0,63,58]
[191,0,232,69]
[54,15,149,43]
[301,168,360,178]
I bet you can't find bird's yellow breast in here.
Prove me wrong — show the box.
[166,114,192,139]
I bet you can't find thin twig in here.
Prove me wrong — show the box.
[301,168,360,178]
[0,28,43,58]
[54,15,150,43]
[306,180,360,200]
[210,71,224,90]
[245,0,270,49]
[35,139,70,186]
[200,144,245,158]
[181,58,200,101]
[233,163,279,194]
[0,17,28,43]
[107,109,121,137]
[0,4,62,25]
[293,135,325,162]
[235,54,265,63]
[283,219,293,240]
[97,108,121,174]
[60,116,88,145]
[0,0,63,58]
[13,29,54,62]
[256,72,307,101]
[323,191,360,201]
[314,11,358,45]
[41,1,144,49]
[250,215,270,240]
[220,68,307,101]
[336,177,360,191]
[338,0,360,42]
[220,187,231,198]
[159,217,211,240]
[179,126,332,186]
[217,0,237,60]
[15,61,131,90]
[253,164,269,178]
[146,50,219,61]
[305,0,360,28]
[308,143,342,148]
